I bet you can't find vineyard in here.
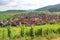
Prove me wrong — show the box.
[0,11,60,40]
[0,24,60,40]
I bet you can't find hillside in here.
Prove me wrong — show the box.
[0,11,29,20]
[35,4,60,12]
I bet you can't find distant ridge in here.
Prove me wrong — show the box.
[35,4,60,12]
[0,9,35,12]
[5,10,27,12]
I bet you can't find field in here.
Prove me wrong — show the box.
[0,11,28,20]
[0,11,60,40]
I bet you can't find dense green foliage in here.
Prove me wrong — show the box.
[0,24,60,40]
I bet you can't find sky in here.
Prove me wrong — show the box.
[0,0,60,11]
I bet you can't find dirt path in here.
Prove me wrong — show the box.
[52,37,60,40]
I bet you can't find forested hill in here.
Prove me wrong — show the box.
[35,4,60,12]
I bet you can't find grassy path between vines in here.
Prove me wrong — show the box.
[52,37,60,40]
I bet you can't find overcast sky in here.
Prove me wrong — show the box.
[0,0,60,11]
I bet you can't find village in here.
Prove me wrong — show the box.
[0,13,60,27]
